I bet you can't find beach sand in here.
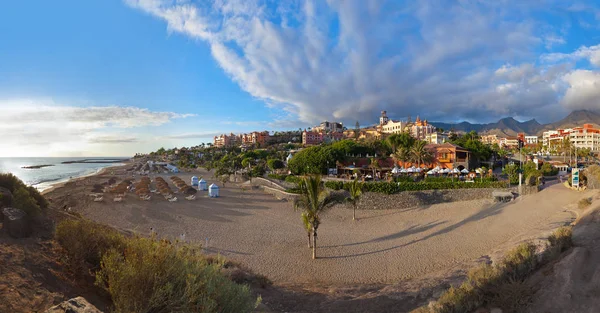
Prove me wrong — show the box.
[43,166,589,286]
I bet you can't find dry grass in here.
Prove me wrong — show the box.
[578,198,592,210]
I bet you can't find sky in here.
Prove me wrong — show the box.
[1,0,600,157]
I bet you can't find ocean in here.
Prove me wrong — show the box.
[0,157,130,192]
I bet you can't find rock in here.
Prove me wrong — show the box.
[45,297,103,313]
[2,207,31,238]
[489,308,502,313]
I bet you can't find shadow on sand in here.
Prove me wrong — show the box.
[321,202,507,259]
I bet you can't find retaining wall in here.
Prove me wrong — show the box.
[260,186,299,201]
[354,188,508,211]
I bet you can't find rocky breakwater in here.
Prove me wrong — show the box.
[356,188,504,210]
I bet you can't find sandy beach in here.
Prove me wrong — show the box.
[43,166,591,285]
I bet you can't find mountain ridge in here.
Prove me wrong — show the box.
[429,110,600,137]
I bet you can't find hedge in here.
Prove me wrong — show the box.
[324,180,509,195]
[267,173,288,181]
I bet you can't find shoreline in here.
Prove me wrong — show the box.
[40,163,128,195]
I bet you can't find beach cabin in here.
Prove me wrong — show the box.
[208,184,219,198]
[191,176,199,187]
[198,178,207,191]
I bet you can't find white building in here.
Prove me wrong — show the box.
[524,136,538,145]
[313,121,343,133]
[381,120,405,134]
[569,125,600,153]
[426,132,448,144]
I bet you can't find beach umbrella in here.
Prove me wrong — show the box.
[407,167,415,173]
[442,168,450,174]
[415,167,423,173]
[461,168,469,174]
[427,170,435,175]
[400,168,408,173]
[392,167,400,174]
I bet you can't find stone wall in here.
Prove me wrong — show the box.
[251,177,290,191]
[354,188,508,211]
[260,186,299,201]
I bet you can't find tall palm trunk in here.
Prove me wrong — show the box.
[307,232,312,248]
[353,203,356,220]
[312,227,317,259]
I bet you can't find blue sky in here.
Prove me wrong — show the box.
[1,0,600,156]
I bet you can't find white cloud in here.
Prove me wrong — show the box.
[125,0,600,124]
[0,99,194,156]
[561,70,600,111]
[542,44,600,67]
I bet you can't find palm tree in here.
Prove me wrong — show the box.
[293,175,342,259]
[393,146,411,167]
[348,179,363,221]
[301,212,312,248]
[410,141,433,168]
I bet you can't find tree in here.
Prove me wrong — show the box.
[301,212,312,248]
[354,121,360,140]
[347,179,363,221]
[410,141,433,168]
[293,176,343,259]
[267,159,284,170]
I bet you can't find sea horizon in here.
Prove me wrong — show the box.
[0,156,131,191]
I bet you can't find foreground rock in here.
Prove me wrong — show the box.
[45,297,103,313]
[2,207,31,238]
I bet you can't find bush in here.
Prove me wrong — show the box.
[578,198,592,209]
[267,159,284,170]
[55,219,127,270]
[284,175,301,184]
[545,226,573,259]
[540,162,559,176]
[0,172,48,210]
[12,187,41,217]
[96,237,256,313]
[267,173,288,180]
[56,220,259,313]
[284,188,302,194]
[324,180,509,195]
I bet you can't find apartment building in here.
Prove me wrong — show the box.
[302,130,344,145]
[378,111,406,135]
[480,134,499,145]
[213,133,241,148]
[426,132,449,144]
[313,121,344,133]
[569,124,600,152]
[409,116,436,140]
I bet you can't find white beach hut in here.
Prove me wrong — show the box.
[198,178,208,191]
[208,183,219,198]
[191,176,199,187]
[286,153,293,163]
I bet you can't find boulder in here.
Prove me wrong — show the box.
[45,297,103,313]
[2,207,31,238]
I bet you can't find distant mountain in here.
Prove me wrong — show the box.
[430,110,600,137]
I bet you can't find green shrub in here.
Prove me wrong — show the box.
[267,173,288,181]
[284,188,302,194]
[55,219,127,270]
[12,187,41,217]
[324,180,509,195]
[284,175,301,184]
[578,198,592,209]
[540,163,559,176]
[0,172,48,210]
[96,237,257,313]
